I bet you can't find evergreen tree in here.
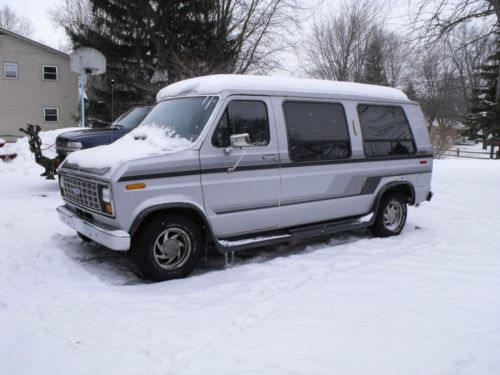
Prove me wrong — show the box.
[403,81,418,101]
[56,0,298,124]
[465,37,500,143]
[63,1,240,123]
[362,32,388,86]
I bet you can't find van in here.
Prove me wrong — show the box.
[57,75,433,281]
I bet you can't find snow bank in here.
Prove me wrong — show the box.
[157,74,410,102]
[65,125,193,169]
[0,127,80,173]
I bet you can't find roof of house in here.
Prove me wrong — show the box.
[156,74,411,103]
[0,26,69,58]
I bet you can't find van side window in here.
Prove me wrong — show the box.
[358,105,416,157]
[212,100,270,147]
[283,101,350,162]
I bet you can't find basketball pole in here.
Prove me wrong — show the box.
[79,74,86,128]
[70,47,106,128]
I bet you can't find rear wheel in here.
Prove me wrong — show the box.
[370,192,408,237]
[131,214,204,281]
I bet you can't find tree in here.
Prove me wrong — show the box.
[411,46,466,157]
[413,0,500,138]
[304,0,381,82]
[0,5,33,37]
[414,0,499,39]
[403,80,418,101]
[382,32,413,87]
[51,0,300,122]
[445,23,496,112]
[362,30,388,85]
[465,38,500,144]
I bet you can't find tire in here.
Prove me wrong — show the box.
[77,232,92,242]
[370,192,408,237]
[131,214,204,281]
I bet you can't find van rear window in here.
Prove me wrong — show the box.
[358,105,416,157]
[283,101,350,162]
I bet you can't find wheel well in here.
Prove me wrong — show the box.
[131,206,212,242]
[381,183,415,205]
[372,182,415,215]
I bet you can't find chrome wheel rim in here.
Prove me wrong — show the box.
[383,200,404,231]
[153,228,192,270]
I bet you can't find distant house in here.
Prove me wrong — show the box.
[0,27,79,141]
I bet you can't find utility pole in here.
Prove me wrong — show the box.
[111,79,115,123]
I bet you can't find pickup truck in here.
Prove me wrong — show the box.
[55,106,151,158]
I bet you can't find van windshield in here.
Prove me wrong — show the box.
[139,96,219,141]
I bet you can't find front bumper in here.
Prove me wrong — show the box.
[57,205,130,251]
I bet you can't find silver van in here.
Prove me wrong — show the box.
[57,75,433,281]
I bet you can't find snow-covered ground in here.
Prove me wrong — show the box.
[1,132,500,375]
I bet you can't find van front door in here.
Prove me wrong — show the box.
[200,97,280,238]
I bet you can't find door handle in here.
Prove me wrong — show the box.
[262,154,278,161]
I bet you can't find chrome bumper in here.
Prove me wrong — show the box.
[57,205,130,251]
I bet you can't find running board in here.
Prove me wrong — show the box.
[215,212,374,253]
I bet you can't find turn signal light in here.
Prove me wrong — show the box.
[103,203,113,215]
[126,183,146,190]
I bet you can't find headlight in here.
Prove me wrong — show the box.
[101,186,112,203]
[99,185,114,216]
[67,141,82,149]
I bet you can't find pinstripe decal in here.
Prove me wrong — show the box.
[117,154,433,182]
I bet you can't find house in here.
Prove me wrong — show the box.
[0,27,79,141]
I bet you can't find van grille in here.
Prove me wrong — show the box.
[61,176,101,211]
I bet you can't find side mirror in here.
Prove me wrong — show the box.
[230,133,250,148]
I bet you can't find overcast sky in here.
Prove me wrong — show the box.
[3,0,415,74]
[3,0,65,48]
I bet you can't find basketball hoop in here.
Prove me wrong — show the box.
[70,48,107,128]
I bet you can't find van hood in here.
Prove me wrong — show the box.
[63,125,193,172]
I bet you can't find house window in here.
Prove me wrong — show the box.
[283,101,351,162]
[44,107,59,122]
[358,104,416,157]
[4,63,18,79]
[42,65,58,80]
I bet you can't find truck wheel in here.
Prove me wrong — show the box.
[131,214,203,281]
[370,192,407,237]
[77,232,92,242]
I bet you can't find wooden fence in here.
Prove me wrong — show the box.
[441,148,499,160]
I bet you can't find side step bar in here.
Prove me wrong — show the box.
[215,212,374,253]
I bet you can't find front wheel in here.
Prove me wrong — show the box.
[131,214,204,281]
[77,232,92,242]
[370,192,408,237]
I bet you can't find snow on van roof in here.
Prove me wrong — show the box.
[156,74,409,102]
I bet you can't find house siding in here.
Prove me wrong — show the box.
[0,32,79,140]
